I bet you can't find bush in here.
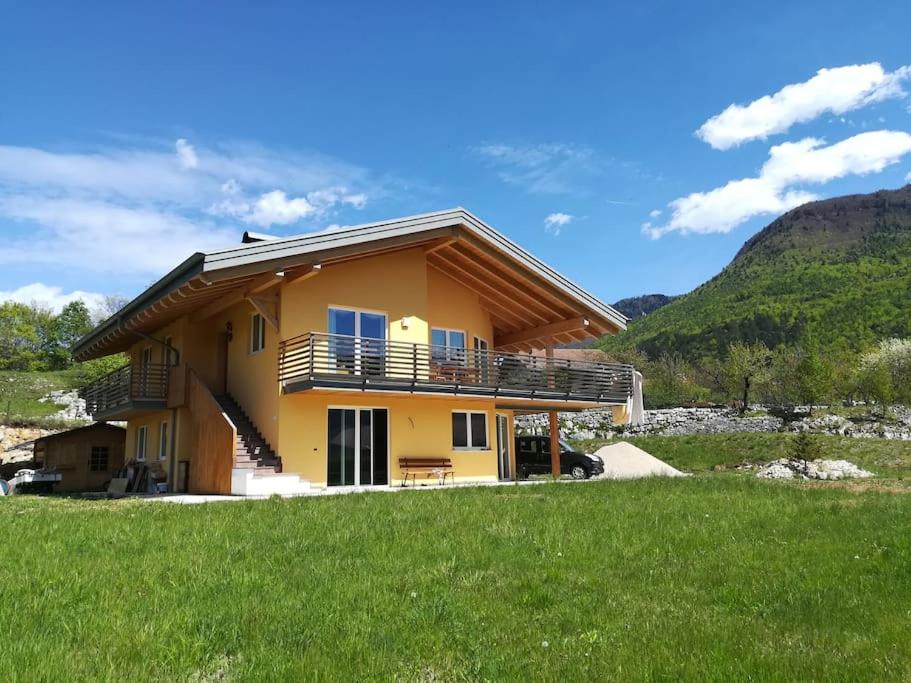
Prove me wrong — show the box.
[788,432,822,461]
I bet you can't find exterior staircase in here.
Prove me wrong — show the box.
[216,394,311,496]
[216,395,282,474]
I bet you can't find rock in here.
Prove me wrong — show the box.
[42,389,91,422]
[757,458,873,480]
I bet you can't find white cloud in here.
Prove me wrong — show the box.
[648,209,662,218]
[906,170,911,183]
[646,130,911,239]
[698,63,911,150]
[0,282,106,314]
[473,143,597,194]
[0,196,237,274]
[0,138,382,287]
[246,190,316,227]
[175,138,198,169]
[544,212,573,235]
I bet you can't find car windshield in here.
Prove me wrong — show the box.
[559,439,574,452]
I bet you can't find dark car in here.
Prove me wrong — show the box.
[514,435,604,479]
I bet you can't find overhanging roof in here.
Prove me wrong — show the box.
[73,208,627,360]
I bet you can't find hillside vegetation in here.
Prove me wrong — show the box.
[602,185,911,359]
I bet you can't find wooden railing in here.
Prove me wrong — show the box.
[80,363,170,416]
[278,332,634,402]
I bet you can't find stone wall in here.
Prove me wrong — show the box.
[514,405,911,440]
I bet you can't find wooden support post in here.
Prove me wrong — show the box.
[549,410,561,479]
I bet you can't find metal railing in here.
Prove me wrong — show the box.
[278,332,634,402]
[80,363,170,416]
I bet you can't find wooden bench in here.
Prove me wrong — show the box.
[398,457,454,487]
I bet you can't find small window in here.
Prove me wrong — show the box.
[452,411,488,450]
[162,336,174,365]
[89,446,109,472]
[136,426,148,462]
[158,421,169,461]
[250,314,266,354]
[432,328,466,364]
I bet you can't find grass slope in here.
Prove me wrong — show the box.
[602,185,911,358]
[2,435,911,681]
[0,370,78,424]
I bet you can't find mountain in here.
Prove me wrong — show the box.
[601,185,911,359]
[612,294,678,320]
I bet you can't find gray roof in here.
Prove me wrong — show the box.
[73,208,626,357]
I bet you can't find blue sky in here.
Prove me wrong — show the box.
[1,1,911,313]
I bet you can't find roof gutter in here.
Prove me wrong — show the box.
[71,252,206,358]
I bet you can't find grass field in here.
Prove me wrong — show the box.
[0,370,79,425]
[2,433,911,681]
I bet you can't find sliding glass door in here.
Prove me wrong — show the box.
[327,408,389,486]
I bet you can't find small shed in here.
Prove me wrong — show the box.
[33,423,126,492]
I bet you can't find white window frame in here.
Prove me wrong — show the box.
[250,313,266,354]
[136,425,148,462]
[432,327,467,364]
[158,421,169,461]
[451,410,490,451]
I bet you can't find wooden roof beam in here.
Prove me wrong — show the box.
[439,248,560,323]
[192,271,284,322]
[494,316,589,349]
[283,263,322,285]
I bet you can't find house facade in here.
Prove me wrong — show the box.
[75,209,636,495]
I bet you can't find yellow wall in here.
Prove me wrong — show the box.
[124,409,173,474]
[278,392,511,485]
[426,266,493,346]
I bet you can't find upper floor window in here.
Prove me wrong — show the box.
[250,314,266,354]
[432,328,466,364]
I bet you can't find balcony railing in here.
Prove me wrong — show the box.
[278,332,634,403]
[80,363,170,418]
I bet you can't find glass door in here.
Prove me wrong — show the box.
[328,308,387,377]
[328,408,389,486]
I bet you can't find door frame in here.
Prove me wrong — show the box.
[496,412,511,481]
[327,405,391,486]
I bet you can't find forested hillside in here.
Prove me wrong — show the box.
[601,185,911,359]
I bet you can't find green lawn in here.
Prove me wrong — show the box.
[0,370,79,425]
[573,432,911,485]
[2,463,911,680]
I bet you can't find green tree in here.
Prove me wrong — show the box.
[44,301,94,370]
[722,341,772,413]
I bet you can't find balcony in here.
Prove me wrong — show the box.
[278,332,634,405]
[80,363,170,420]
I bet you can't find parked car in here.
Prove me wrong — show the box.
[514,435,604,479]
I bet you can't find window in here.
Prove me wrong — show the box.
[89,446,109,472]
[162,336,174,365]
[141,346,153,366]
[250,313,266,354]
[452,411,489,450]
[432,328,466,364]
[158,421,169,461]
[136,426,148,462]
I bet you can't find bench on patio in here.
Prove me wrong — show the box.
[398,457,454,487]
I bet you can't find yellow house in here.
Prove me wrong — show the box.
[74,209,635,495]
